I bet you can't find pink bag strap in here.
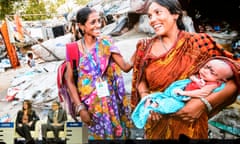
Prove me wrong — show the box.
[66,42,79,68]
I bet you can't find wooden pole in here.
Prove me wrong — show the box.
[0,20,20,68]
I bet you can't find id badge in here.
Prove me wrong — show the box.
[96,80,110,98]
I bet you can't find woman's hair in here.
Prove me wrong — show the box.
[150,0,185,30]
[76,7,97,35]
[27,52,33,58]
[22,99,33,114]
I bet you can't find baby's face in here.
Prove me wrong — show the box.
[199,60,232,82]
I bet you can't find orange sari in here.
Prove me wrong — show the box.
[131,31,239,139]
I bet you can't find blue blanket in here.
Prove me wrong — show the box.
[131,79,225,129]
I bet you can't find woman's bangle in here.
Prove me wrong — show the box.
[75,103,86,113]
[199,97,212,113]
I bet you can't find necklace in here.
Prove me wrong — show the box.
[159,37,169,52]
[81,38,90,54]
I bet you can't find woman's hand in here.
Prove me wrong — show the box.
[79,109,92,126]
[148,111,162,121]
[173,99,206,122]
[28,121,33,126]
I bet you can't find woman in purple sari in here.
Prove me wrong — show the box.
[65,7,134,139]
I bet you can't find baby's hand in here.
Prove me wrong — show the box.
[174,88,184,95]
[189,75,197,81]
[190,75,205,87]
[144,98,152,108]
[151,101,158,108]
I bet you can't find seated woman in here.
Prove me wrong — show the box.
[15,100,39,144]
[131,56,240,129]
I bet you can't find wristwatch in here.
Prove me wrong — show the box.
[76,103,86,113]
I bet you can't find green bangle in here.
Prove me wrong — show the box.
[200,97,212,113]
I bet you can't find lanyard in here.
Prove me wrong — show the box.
[81,38,101,75]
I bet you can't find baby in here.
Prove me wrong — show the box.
[174,59,233,98]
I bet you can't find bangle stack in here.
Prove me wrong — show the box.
[76,103,86,113]
[199,97,212,113]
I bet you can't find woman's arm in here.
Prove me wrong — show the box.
[138,76,163,121]
[15,111,21,125]
[65,62,81,106]
[33,111,39,121]
[138,80,150,98]
[29,111,39,126]
[65,62,91,125]
[206,80,238,117]
[175,80,238,122]
[111,53,134,72]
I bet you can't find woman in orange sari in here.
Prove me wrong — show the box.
[131,0,240,139]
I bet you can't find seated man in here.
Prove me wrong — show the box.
[41,101,67,143]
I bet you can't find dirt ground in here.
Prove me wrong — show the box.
[0,68,19,92]
[0,66,28,120]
